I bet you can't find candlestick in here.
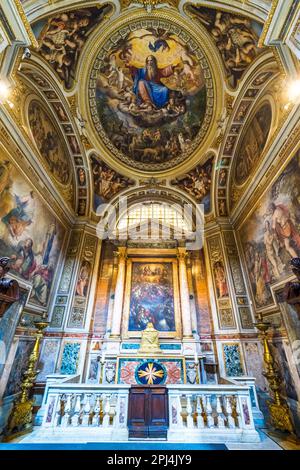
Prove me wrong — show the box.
[254,319,294,434]
[4,321,49,440]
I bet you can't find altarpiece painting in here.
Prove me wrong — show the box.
[122,257,181,338]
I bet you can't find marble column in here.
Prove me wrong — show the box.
[186,255,199,337]
[110,247,127,337]
[177,247,193,338]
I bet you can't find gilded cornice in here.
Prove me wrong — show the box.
[13,0,39,48]
[120,0,179,9]
[257,0,280,47]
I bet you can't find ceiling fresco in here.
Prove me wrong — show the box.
[170,156,214,213]
[32,5,113,90]
[88,17,215,172]
[91,154,135,210]
[10,1,284,221]
[28,100,72,186]
[186,5,263,88]
[233,102,272,186]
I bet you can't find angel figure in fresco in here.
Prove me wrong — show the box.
[188,6,260,86]
[38,6,111,88]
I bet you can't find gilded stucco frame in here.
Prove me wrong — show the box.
[122,256,182,339]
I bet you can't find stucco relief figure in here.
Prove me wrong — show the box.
[187,6,262,87]
[240,150,300,308]
[96,26,206,164]
[35,5,112,89]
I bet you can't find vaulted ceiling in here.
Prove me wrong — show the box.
[1,0,299,225]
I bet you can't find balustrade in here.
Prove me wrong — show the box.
[167,384,260,442]
[34,376,260,442]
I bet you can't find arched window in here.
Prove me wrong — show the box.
[116,201,194,242]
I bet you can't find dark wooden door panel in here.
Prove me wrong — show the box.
[128,386,168,439]
[128,387,149,438]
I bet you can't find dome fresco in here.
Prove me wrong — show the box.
[88,18,215,171]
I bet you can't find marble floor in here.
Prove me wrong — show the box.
[1,429,298,450]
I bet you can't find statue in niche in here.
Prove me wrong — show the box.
[139,322,161,354]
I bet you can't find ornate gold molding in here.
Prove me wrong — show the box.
[258,0,280,48]
[13,0,39,49]
[121,0,179,10]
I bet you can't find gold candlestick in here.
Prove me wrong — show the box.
[254,319,294,434]
[4,321,49,440]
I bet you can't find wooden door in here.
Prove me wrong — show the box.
[128,385,169,439]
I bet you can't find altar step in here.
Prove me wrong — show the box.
[0,442,227,450]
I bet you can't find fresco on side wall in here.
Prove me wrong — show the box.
[33,5,112,89]
[234,103,272,185]
[0,156,65,306]
[240,150,300,308]
[4,340,34,397]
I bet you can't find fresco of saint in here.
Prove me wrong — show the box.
[0,156,65,307]
[234,103,272,185]
[240,150,300,308]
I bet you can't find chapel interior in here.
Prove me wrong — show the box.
[0,0,300,450]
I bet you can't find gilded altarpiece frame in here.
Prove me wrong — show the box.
[122,257,182,339]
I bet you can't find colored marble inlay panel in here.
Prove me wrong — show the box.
[60,342,80,375]
[223,343,244,377]
[118,358,184,384]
